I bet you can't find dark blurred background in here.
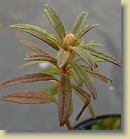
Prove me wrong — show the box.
[0,0,122,131]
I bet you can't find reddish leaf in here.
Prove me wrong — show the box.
[0,90,55,104]
[25,53,57,66]
[58,74,72,127]
[20,39,47,54]
[72,84,91,100]
[0,73,57,89]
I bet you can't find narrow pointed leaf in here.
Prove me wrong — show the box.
[72,63,97,99]
[70,46,97,70]
[57,49,70,67]
[68,100,73,117]
[84,40,103,47]
[76,24,99,40]
[72,12,88,35]
[25,53,57,66]
[0,73,57,89]
[76,100,90,121]
[51,83,58,95]
[72,84,91,100]
[20,39,46,54]
[40,67,59,75]
[58,74,72,127]
[11,24,60,50]
[85,47,121,66]
[0,90,56,104]
[71,67,83,87]
[44,4,66,40]
[82,66,112,83]
[19,61,46,68]
[88,103,96,118]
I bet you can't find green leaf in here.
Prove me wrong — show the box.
[76,24,99,40]
[87,103,96,118]
[82,66,112,83]
[57,49,70,67]
[19,61,46,68]
[72,12,88,35]
[70,46,97,70]
[11,24,60,50]
[0,90,57,104]
[44,4,66,41]
[40,67,59,75]
[84,40,103,47]
[71,66,83,87]
[41,83,58,95]
[24,53,57,66]
[58,74,72,127]
[85,47,121,66]
[72,63,97,99]
[0,73,57,89]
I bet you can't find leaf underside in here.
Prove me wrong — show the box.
[0,73,57,89]
[58,74,72,127]
[0,90,54,104]
[57,49,70,67]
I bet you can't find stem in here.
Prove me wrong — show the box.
[65,119,74,130]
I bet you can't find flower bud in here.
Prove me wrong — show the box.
[62,33,76,50]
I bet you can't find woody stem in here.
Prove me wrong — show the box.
[65,118,74,130]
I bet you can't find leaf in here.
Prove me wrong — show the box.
[84,40,103,47]
[86,47,121,66]
[71,67,83,87]
[72,12,88,35]
[57,49,70,67]
[75,100,90,121]
[50,83,58,95]
[58,74,72,127]
[72,84,91,100]
[88,103,96,118]
[24,53,57,66]
[0,73,57,89]
[44,4,66,41]
[0,90,56,104]
[19,61,46,68]
[11,24,60,50]
[82,66,112,83]
[70,46,97,70]
[76,24,99,40]
[68,100,73,117]
[40,67,59,75]
[20,39,46,54]
[72,63,97,99]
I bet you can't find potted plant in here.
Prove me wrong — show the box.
[0,4,121,130]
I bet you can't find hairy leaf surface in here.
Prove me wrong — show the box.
[70,46,97,70]
[57,49,70,67]
[76,24,99,40]
[86,47,121,66]
[72,63,97,99]
[11,24,60,50]
[58,74,72,127]
[0,90,56,104]
[44,4,66,41]
[0,73,57,89]
[72,12,88,35]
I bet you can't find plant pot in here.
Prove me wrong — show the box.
[74,114,121,130]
